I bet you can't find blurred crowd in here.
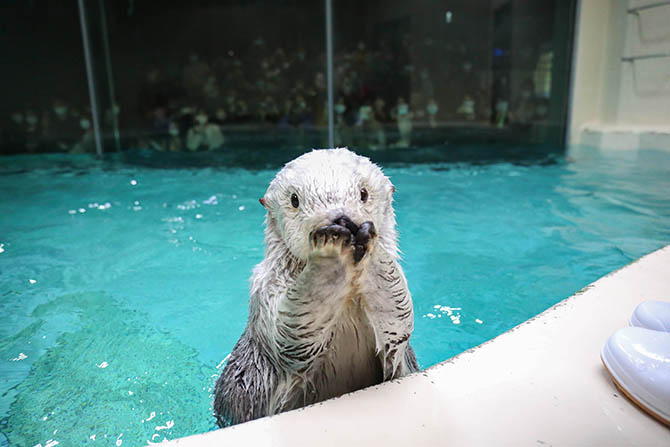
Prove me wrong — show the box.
[3,100,102,154]
[2,35,552,154]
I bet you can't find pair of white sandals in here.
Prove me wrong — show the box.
[601,301,670,426]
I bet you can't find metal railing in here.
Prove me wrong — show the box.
[623,2,670,62]
[621,52,670,62]
[627,1,670,14]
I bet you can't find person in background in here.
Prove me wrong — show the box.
[10,111,24,129]
[279,98,295,130]
[203,75,222,110]
[213,107,227,125]
[370,98,387,149]
[176,106,195,138]
[339,75,354,101]
[147,107,170,150]
[510,79,536,125]
[224,90,238,118]
[151,107,169,135]
[70,113,95,153]
[257,96,280,125]
[314,72,326,92]
[457,94,476,121]
[44,99,78,151]
[426,98,439,128]
[186,109,224,151]
[234,99,251,123]
[394,97,413,148]
[166,121,183,152]
[533,98,550,123]
[419,68,435,99]
[333,97,351,147]
[373,97,388,123]
[23,109,42,153]
[495,97,509,128]
[357,103,372,127]
[491,76,509,126]
[256,97,269,123]
[354,102,373,148]
[104,101,121,134]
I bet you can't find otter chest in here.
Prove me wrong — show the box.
[314,299,383,400]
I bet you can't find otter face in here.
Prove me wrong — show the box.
[261,148,397,262]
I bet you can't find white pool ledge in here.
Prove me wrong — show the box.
[164,245,670,446]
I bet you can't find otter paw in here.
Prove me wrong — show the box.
[353,221,377,263]
[310,224,354,257]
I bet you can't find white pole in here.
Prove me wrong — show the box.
[78,0,104,157]
[325,0,335,148]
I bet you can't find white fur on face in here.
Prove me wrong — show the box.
[263,148,397,261]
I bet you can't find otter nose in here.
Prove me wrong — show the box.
[331,214,359,235]
[326,208,346,222]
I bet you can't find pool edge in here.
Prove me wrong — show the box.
[162,244,670,446]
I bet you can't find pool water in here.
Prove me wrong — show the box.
[1,147,669,446]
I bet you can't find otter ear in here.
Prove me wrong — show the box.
[259,197,267,208]
[391,185,396,194]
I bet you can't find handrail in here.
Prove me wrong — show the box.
[621,52,670,62]
[627,1,670,14]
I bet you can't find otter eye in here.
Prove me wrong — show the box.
[360,188,368,203]
[291,193,299,208]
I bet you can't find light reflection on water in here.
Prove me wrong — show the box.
[0,147,668,445]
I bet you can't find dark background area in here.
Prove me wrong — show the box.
[0,0,576,160]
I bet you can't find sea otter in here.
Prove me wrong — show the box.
[213,148,418,427]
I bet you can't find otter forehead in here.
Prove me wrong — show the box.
[268,149,390,201]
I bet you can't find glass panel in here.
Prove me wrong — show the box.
[332,0,577,161]
[0,1,94,155]
[98,0,328,160]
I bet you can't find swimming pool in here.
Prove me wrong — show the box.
[1,146,669,446]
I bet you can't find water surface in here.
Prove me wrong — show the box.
[0,147,668,445]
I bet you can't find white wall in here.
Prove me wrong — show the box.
[569,0,670,150]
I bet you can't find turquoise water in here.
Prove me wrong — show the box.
[1,147,669,445]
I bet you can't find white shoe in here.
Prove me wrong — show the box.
[601,326,670,426]
[630,300,670,332]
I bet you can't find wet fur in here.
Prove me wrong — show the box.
[213,148,419,427]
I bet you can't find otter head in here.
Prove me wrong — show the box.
[260,148,398,262]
